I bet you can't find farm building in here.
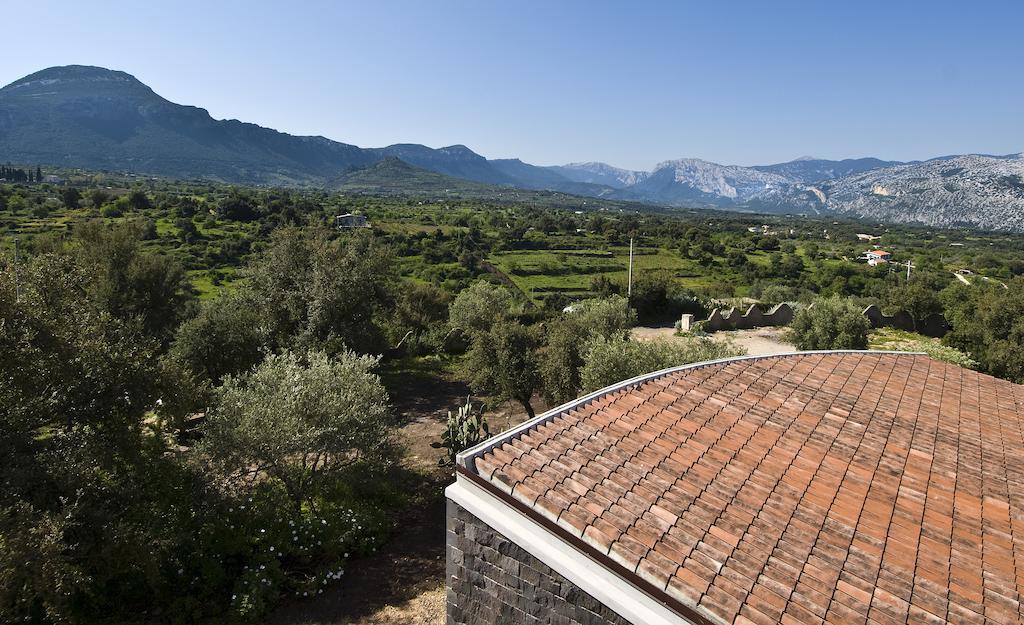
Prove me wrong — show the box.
[864,250,893,265]
[335,213,368,228]
[446,351,1024,625]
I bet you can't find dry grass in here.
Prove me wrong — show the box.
[337,585,445,625]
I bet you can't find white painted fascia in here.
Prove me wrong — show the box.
[446,472,700,625]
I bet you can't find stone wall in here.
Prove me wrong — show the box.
[862,304,949,338]
[702,303,794,333]
[446,499,633,625]
[700,302,950,338]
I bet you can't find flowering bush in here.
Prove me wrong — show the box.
[162,478,395,622]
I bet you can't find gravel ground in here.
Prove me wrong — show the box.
[630,324,796,356]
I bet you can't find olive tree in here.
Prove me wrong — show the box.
[247,228,395,355]
[447,280,514,335]
[539,295,636,405]
[463,321,540,419]
[789,296,870,350]
[202,350,394,514]
[580,335,744,393]
[169,290,268,385]
[885,281,943,331]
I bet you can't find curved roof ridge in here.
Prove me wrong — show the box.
[456,350,927,470]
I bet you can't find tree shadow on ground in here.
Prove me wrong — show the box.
[266,465,451,625]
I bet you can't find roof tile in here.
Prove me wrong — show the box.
[468,353,1024,624]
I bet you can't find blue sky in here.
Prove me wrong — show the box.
[2,1,1022,169]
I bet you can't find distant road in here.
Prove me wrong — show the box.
[951,271,1008,289]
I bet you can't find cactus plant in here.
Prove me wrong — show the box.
[432,396,490,466]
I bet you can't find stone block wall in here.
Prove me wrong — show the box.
[446,499,633,625]
[862,304,949,337]
[703,302,794,333]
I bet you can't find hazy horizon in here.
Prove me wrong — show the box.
[3,0,1022,170]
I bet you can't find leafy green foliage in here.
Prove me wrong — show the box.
[72,220,196,345]
[789,296,871,350]
[539,296,636,405]
[464,321,540,418]
[579,335,745,393]
[170,290,267,385]
[885,280,944,328]
[943,278,1024,382]
[247,228,396,355]
[202,350,395,513]
[0,253,189,623]
[447,280,515,335]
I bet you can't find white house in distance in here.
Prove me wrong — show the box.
[335,213,368,229]
[864,249,892,265]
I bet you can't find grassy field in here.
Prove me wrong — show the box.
[488,236,711,303]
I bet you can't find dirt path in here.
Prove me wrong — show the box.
[631,324,796,356]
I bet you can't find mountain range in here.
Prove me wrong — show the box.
[2,65,1023,230]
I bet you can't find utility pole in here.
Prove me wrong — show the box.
[627,236,634,298]
[13,237,21,303]
[905,260,912,282]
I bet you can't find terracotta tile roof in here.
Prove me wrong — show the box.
[465,352,1024,625]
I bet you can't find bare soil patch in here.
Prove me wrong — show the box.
[631,324,796,356]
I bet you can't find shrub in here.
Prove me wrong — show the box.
[100,203,122,218]
[628,271,707,322]
[539,296,637,405]
[127,189,152,210]
[789,296,870,350]
[170,290,268,384]
[567,294,636,339]
[580,336,745,392]
[202,350,395,514]
[448,280,515,335]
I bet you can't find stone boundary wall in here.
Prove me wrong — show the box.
[702,303,794,332]
[862,305,949,338]
[446,499,633,625]
[698,302,949,338]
